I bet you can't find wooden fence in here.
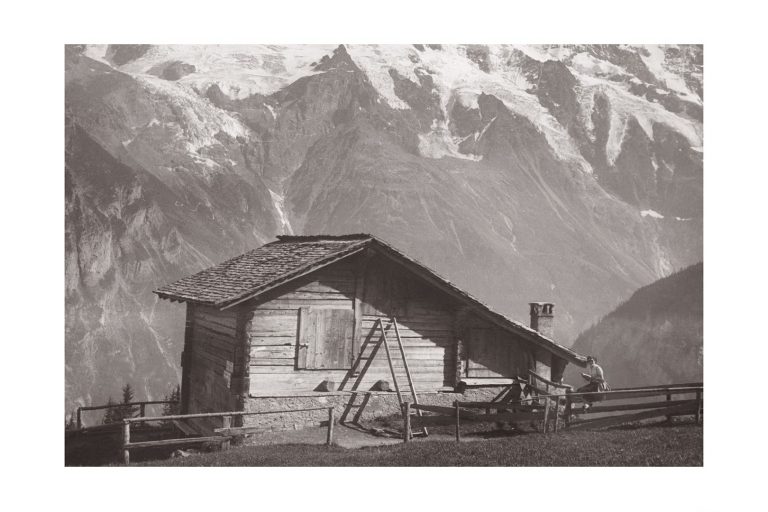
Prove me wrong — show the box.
[119,407,335,464]
[564,383,702,431]
[75,400,179,431]
[403,400,549,442]
[401,382,702,442]
[527,369,573,395]
[105,383,701,460]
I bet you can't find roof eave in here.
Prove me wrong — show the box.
[152,238,372,308]
[367,238,588,365]
[153,290,215,306]
[154,234,588,365]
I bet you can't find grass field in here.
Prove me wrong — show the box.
[130,424,702,467]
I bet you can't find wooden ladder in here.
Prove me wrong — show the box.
[339,317,428,437]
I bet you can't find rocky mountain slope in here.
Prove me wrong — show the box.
[65,44,703,410]
[568,262,703,388]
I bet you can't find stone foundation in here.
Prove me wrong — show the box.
[242,388,503,431]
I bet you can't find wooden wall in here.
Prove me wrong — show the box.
[245,259,356,394]
[182,250,557,403]
[244,253,457,394]
[357,254,456,391]
[185,305,240,415]
[459,312,551,383]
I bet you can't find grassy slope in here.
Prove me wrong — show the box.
[569,262,703,388]
[131,425,702,467]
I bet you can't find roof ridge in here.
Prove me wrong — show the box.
[274,234,373,242]
[155,233,586,365]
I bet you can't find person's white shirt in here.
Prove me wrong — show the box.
[589,363,604,382]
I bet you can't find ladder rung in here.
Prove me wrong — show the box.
[348,317,426,434]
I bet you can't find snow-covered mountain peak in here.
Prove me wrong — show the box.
[85,44,337,99]
[83,44,701,172]
[134,74,252,152]
[342,44,700,170]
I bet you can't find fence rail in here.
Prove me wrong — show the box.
[528,370,573,391]
[76,400,179,431]
[563,384,702,429]
[105,382,702,461]
[403,400,550,442]
[610,382,703,391]
[567,386,702,402]
[400,382,703,443]
[120,406,336,464]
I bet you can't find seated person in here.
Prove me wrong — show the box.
[576,356,609,408]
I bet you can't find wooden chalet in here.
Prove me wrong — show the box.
[155,234,587,416]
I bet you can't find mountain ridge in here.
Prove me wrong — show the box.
[567,262,703,388]
[65,44,702,410]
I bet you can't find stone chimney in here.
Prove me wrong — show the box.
[529,302,555,339]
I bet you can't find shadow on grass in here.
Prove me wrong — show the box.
[65,425,225,466]
[133,423,703,467]
[602,416,701,432]
[463,428,533,439]
[68,416,702,467]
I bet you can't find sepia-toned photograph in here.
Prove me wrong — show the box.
[6,1,768,510]
[64,43,704,467]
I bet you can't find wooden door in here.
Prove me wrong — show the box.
[297,307,355,369]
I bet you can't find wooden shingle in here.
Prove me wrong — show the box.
[154,235,371,307]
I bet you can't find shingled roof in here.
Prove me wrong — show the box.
[155,234,586,365]
[155,235,371,306]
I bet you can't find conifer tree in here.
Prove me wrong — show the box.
[101,384,140,424]
[163,385,181,417]
[102,396,119,424]
[119,383,139,420]
[65,412,77,431]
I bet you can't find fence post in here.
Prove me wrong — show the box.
[564,389,572,429]
[666,392,672,422]
[553,397,559,433]
[76,407,82,430]
[543,397,551,433]
[695,391,702,424]
[454,400,461,443]
[220,415,232,451]
[403,402,411,443]
[140,403,146,419]
[327,407,335,446]
[121,420,131,465]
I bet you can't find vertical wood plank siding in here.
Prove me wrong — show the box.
[187,305,241,422]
